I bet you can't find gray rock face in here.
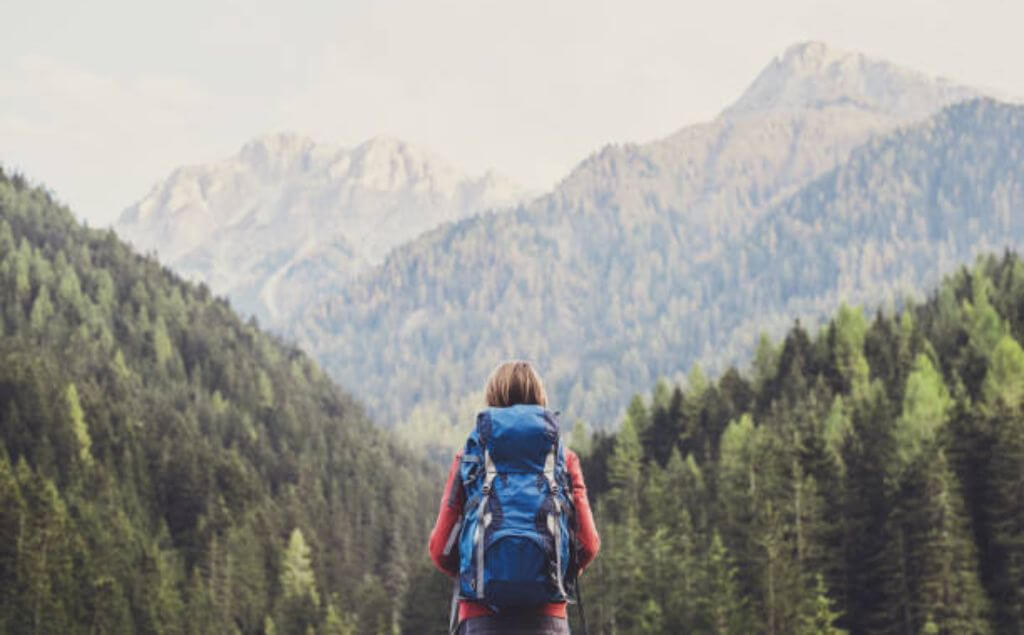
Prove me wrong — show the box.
[116,134,528,323]
[724,41,980,119]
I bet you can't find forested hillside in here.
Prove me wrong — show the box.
[0,168,439,634]
[564,253,1024,634]
[295,96,1023,445]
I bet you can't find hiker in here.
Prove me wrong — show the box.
[429,360,601,634]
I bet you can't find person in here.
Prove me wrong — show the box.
[429,361,601,635]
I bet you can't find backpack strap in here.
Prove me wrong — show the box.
[473,447,498,598]
[542,439,568,599]
[442,513,463,557]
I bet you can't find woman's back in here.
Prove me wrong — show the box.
[428,361,600,634]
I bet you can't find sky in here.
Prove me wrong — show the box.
[2,0,1022,226]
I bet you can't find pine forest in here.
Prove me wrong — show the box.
[4,165,1024,633]
[0,169,440,634]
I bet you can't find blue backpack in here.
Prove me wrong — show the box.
[443,405,578,610]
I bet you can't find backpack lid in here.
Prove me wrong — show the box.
[479,404,559,473]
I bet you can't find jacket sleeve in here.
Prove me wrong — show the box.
[428,452,464,578]
[566,449,600,573]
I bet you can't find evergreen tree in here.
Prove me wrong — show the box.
[798,574,847,635]
[277,528,320,635]
[64,383,93,466]
[896,354,951,468]
[0,447,24,632]
[913,451,992,634]
[987,404,1024,632]
[696,532,751,634]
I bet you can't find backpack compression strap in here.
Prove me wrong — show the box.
[473,448,498,598]
[542,441,567,599]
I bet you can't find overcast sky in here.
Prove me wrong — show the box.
[2,0,1021,226]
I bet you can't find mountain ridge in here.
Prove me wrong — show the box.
[295,96,1024,438]
[724,41,981,118]
[116,133,529,322]
[117,41,997,436]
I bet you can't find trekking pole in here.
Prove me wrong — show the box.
[576,578,589,635]
[448,579,459,635]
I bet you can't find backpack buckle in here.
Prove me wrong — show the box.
[482,483,491,495]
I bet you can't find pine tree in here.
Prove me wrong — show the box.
[151,315,174,370]
[324,600,357,635]
[28,284,54,334]
[752,333,781,395]
[798,574,847,635]
[896,354,951,468]
[717,414,759,602]
[913,451,992,634]
[607,414,642,523]
[13,460,76,634]
[831,304,870,394]
[697,532,751,634]
[0,447,24,632]
[988,404,1024,632]
[277,528,321,635]
[64,383,93,466]
[841,380,901,633]
[569,418,592,457]
[982,335,1024,407]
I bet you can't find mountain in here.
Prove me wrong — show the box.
[292,42,989,434]
[723,40,978,118]
[115,133,528,323]
[0,168,441,633]
[696,98,1024,356]
[551,42,982,243]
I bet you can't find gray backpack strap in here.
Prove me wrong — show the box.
[542,439,567,599]
[443,513,463,557]
[472,447,497,598]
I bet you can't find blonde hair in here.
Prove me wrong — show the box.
[485,360,548,408]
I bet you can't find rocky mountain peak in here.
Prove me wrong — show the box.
[346,135,462,194]
[238,132,319,175]
[724,41,980,120]
[114,133,528,323]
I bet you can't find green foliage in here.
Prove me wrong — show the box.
[800,574,847,635]
[698,532,751,634]
[832,304,870,393]
[0,170,438,634]
[896,354,951,466]
[575,255,1024,633]
[64,383,92,465]
[281,528,319,606]
[569,418,592,457]
[982,335,1024,408]
[606,414,642,523]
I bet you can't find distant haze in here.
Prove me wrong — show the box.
[1,0,1022,226]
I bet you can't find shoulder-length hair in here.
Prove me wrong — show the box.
[484,360,548,408]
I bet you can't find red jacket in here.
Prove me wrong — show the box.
[428,448,600,622]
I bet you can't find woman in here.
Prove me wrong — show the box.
[428,361,601,634]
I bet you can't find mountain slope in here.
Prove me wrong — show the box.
[701,98,1024,351]
[116,134,527,323]
[0,168,439,633]
[294,43,987,432]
